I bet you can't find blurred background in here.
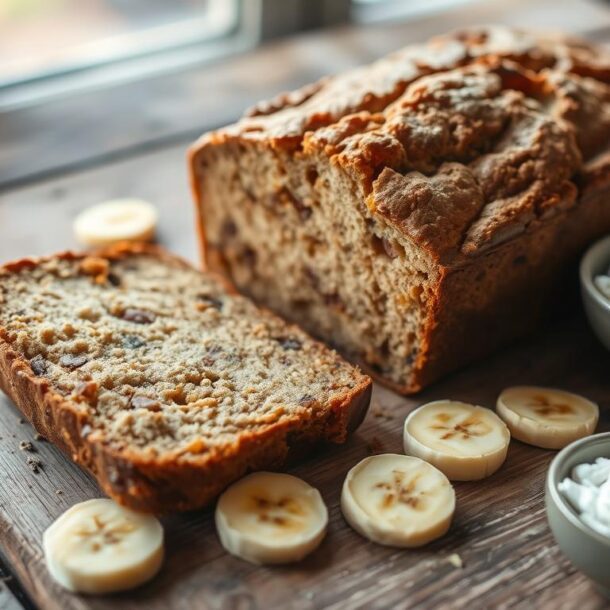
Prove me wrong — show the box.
[3,0,610,104]
[0,0,609,259]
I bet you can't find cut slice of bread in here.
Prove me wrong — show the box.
[0,244,371,513]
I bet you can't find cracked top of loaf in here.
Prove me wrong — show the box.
[193,27,610,262]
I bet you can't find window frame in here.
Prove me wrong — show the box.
[0,0,353,110]
[0,0,262,109]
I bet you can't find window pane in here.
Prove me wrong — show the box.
[351,0,479,23]
[0,0,238,85]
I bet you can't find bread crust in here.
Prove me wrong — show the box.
[189,27,610,393]
[0,243,372,513]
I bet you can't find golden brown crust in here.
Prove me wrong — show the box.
[0,244,372,513]
[208,27,610,143]
[190,27,609,262]
[356,180,610,394]
[407,182,610,394]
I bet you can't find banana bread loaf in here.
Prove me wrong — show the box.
[189,26,610,393]
[0,244,371,512]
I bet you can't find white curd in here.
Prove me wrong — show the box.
[558,457,610,538]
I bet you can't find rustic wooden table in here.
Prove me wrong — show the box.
[1,2,610,608]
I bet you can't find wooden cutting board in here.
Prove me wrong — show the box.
[1,315,609,610]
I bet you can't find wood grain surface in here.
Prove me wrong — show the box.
[1,313,609,610]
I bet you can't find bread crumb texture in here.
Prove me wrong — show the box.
[0,253,365,459]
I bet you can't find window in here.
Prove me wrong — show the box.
[351,0,479,23]
[0,0,253,108]
[1,0,487,108]
[0,0,239,85]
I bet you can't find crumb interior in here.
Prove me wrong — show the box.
[0,254,362,457]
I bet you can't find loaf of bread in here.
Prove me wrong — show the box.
[0,244,371,512]
[189,26,610,393]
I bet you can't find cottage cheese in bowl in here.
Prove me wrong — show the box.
[559,457,610,538]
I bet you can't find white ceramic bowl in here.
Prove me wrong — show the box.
[580,235,610,350]
[546,433,610,598]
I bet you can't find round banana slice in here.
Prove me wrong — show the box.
[43,498,163,594]
[74,198,158,247]
[341,454,455,548]
[496,386,599,450]
[403,400,510,481]
[215,472,328,564]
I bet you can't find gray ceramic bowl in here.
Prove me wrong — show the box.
[580,235,610,350]
[546,433,610,597]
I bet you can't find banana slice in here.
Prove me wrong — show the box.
[43,499,163,594]
[74,198,158,247]
[403,400,510,481]
[496,386,599,449]
[215,472,328,564]
[341,454,455,548]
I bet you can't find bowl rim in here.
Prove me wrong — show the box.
[547,431,610,548]
[580,234,610,315]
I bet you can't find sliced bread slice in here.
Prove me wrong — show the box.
[0,244,371,513]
